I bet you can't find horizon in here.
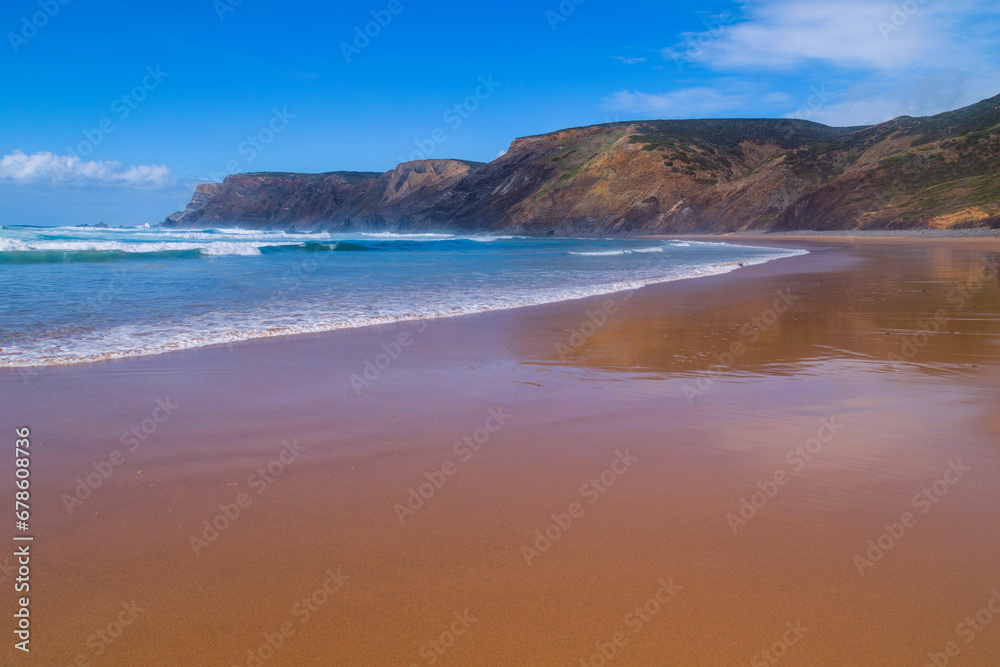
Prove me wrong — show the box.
[2,0,999,225]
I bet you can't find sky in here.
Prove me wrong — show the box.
[1,0,999,226]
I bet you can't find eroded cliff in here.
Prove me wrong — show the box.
[162,94,1000,234]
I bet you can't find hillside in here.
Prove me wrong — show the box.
[162,95,1000,234]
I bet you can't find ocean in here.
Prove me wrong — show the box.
[0,225,806,367]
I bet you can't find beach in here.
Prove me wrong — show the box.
[3,237,1000,665]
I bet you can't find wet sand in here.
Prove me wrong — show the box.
[3,238,1000,665]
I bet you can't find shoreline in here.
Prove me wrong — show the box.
[19,231,1000,373]
[648,233,1000,250]
[0,240,807,369]
[671,228,1000,238]
[3,237,1000,665]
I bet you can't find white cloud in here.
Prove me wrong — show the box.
[786,70,989,126]
[614,56,646,65]
[617,0,1000,125]
[0,150,176,188]
[677,1,925,70]
[603,87,752,117]
[674,0,1000,72]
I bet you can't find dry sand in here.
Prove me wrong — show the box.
[2,237,1000,665]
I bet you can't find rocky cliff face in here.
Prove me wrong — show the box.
[163,94,1000,234]
[164,183,222,224]
[382,159,473,203]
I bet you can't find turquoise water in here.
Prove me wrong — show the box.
[0,225,806,366]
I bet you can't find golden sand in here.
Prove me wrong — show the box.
[4,238,1000,665]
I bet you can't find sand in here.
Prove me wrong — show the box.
[2,237,1000,665]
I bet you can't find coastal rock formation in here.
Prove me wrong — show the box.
[164,183,222,224]
[382,159,473,203]
[162,94,1000,234]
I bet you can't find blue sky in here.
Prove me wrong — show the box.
[2,0,999,226]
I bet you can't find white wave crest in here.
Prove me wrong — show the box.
[0,238,305,255]
[0,248,809,368]
[359,232,455,240]
[569,246,665,256]
[0,238,29,251]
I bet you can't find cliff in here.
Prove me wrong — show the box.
[163,94,1000,234]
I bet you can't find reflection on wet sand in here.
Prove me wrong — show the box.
[525,242,1000,379]
[3,238,999,666]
